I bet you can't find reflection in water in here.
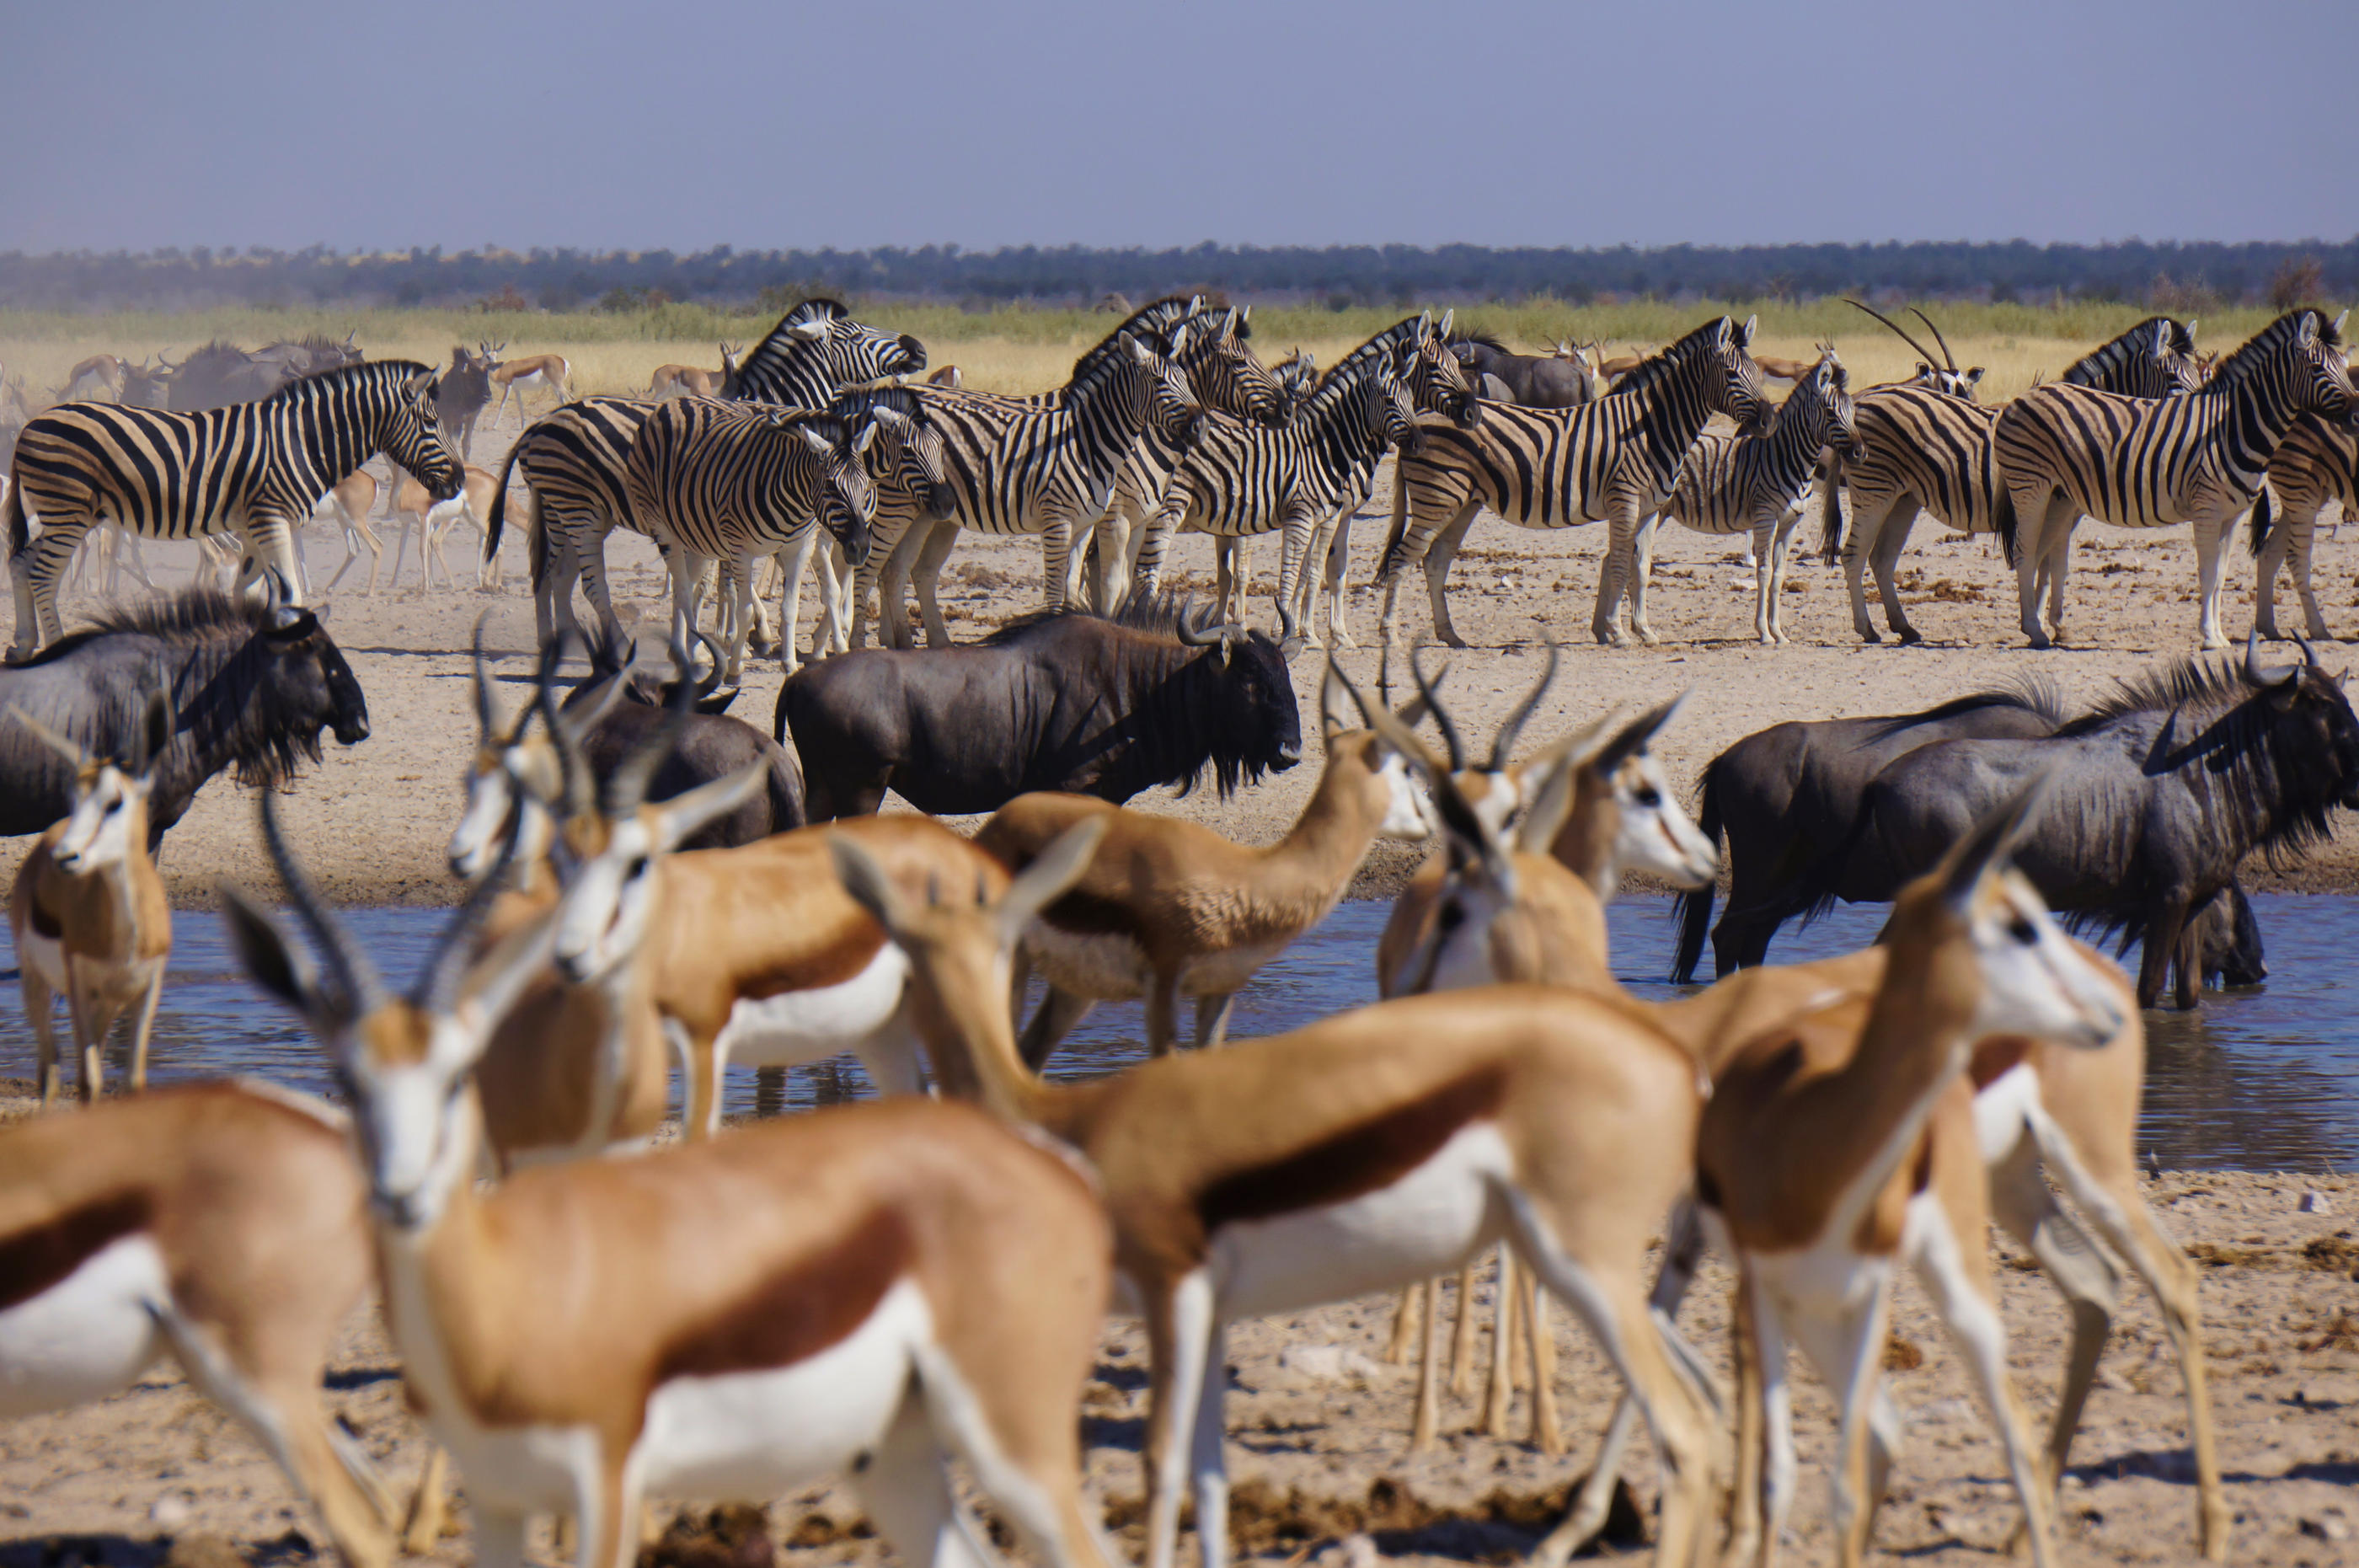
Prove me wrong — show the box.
[0,896,2349,1170]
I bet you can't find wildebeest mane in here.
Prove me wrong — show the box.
[1861,676,2067,744]
[1442,324,1510,354]
[1602,318,1728,402]
[982,592,1276,799]
[24,588,328,787]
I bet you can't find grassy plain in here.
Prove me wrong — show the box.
[0,300,2287,407]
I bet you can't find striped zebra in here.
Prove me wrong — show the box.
[2250,413,2359,640]
[857,322,1202,650]
[1997,308,2355,650]
[485,297,922,646]
[1125,334,1420,647]
[1376,315,1766,647]
[621,399,880,682]
[4,361,458,658]
[1831,313,2202,644]
[1633,351,1856,645]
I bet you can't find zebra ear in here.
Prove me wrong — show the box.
[1130,335,1158,367]
[788,316,832,342]
[2155,321,2171,356]
[869,405,910,431]
[2332,308,2350,340]
[2185,317,2199,341]
[2296,312,2320,347]
[1436,309,1453,340]
[405,370,434,398]
[852,422,878,457]
[798,424,837,457]
[1738,314,1757,346]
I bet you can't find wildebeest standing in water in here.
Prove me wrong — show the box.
[1803,636,2359,1008]
[0,581,368,850]
[777,595,1301,820]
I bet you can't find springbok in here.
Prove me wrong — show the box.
[390,464,505,589]
[0,1082,396,1568]
[974,661,1431,1060]
[489,350,572,425]
[62,353,126,401]
[647,343,741,399]
[317,470,389,594]
[8,693,174,1105]
[830,818,1720,1568]
[225,795,1124,1568]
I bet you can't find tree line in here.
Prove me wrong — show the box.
[3,239,2351,314]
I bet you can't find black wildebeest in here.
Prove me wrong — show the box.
[1445,324,1598,408]
[0,581,368,851]
[1674,680,2070,980]
[437,344,497,463]
[163,334,361,412]
[777,594,1302,820]
[1801,636,2356,1008]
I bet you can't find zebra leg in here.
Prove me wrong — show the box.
[1322,511,1356,648]
[912,517,960,649]
[1040,518,1078,613]
[2287,500,2330,641]
[1591,510,1638,646]
[1274,510,1316,649]
[1770,508,1805,643]
[13,519,86,657]
[1623,512,1661,645]
[1423,503,1480,650]
[1749,516,1779,644]
[776,531,821,676]
[576,522,627,650]
[669,546,713,653]
[2191,511,2233,650]
[2041,511,2078,642]
[245,513,305,605]
[874,514,933,650]
[2010,488,2057,647]
[1869,500,1923,643]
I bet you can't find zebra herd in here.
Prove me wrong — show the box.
[1,297,2352,666]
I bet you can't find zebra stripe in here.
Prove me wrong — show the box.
[1129,339,1418,646]
[857,324,1201,650]
[621,399,879,679]
[4,361,457,656]
[1638,353,1856,645]
[2251,412,2359,641]
[1377,315,1766,648]
[1997,308,2356,650]
[2061,315,2206,399]
[495,297,922,646]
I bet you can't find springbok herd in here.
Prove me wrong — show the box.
[0,288,2343,1568]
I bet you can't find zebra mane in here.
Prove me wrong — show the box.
[1329,318,1424,383]
[734,297,857,372]
[277,358,432,397]
[2062,316,2191,385]
[2207,309,2341,387]
[1604,318,1731,401]
[1068,297,1201,383]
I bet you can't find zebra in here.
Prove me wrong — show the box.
[1997,308,2356,650]
[1630,351,1856,645]
[1376,315,1766,648]
[857,322,1203,650]
[4,361,459,659]
[2251,413,2359,641]
[1144,344,1323,630]
[484,297,923,647]
[621,399,881,682]
[1125,336,1420,648]
[1829,313,2204,644]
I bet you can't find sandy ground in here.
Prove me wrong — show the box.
[8,414,2356,910]
[4,422,2359,1565]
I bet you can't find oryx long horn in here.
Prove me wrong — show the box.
[535,636,597,824]
[1843,298,1943,375]
[1408,649,1465,772]
[256,789,390,1016]
[1908,307,1960,373]
[1489,643,1562,771]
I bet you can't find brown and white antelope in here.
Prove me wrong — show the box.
[226,796,1124,1568]
[62,353,127,402]
[317,469,389,594]
[0,1081,396,1568]
[974,661,1432,1060]
[391,463,506,589]
[489,350,572,425]
[647,343,741,399]
[8,693,174,1105]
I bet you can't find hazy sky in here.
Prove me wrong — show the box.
[7,0,2352,254]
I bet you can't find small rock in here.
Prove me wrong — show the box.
[1316,1534,1378,1568]
[149,1495,192,1531]
[2301,1189,2331,1213]
[2301,1515,2351,1541]
[1277,1343,1388,1387]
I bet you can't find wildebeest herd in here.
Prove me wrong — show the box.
[1,286,2355,1568]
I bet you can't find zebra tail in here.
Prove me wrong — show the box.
[484,438,526,567]
[1993,482,2021,568]
[1816,447,1847,565]
[2248,485,2274,555]
[3,479,23,563]
[1669,765,1722,984]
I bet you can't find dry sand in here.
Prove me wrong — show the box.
[3,422,2357,1565]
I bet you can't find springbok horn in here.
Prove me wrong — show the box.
[602,641,696,816]
[470,618,500,741]
[1909,307,1960,373]
[416,827,522,1016]
[535,636,598,825]
[1407,649,1466,773]
[257,789,391,1017]
[1325,656,1385,736]
[10,706,88,769]
[1361,689,1494,859]
[1489,643,1562,771]
[1843,298,1944,376]
[2244,629,2299,687]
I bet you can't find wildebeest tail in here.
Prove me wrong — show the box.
[1669,765,1724,983]
[484,437,526,569]
[1994,481,2022,567]
[1816,446,1848,566]
[764,733,808,830]
[3,479,23,563]
[2248,485,2274,556]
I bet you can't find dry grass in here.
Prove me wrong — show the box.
[0,300,2287,407]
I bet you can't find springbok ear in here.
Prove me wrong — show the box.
[1937,773,2053,912]
[997,817,1106,949]
[650,761,768,853]
[1593,692,1687,774]
[1320,663,1346,740]
[222,882,330,1020]
[829,832,917,938]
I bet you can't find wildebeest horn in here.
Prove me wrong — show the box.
[1909,307,1960,372]
[1489,643,1561,771]
[1843,298,1944,377]
[10,705,88,769]
[2296,634,2322,670]
[1176,609,1245,647]
[470,618,500,741]
[1408,649,1465,772]
[255,789,392,1018]
[603,641,696,816]
[2244,629,2299,688]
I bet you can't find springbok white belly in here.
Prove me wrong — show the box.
[713,945,910,1071]
[1028,928,1292,1001]
[0,1234,168,1416]
[1972,1063,2041,1164]
[1209,1122,1513,1319]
